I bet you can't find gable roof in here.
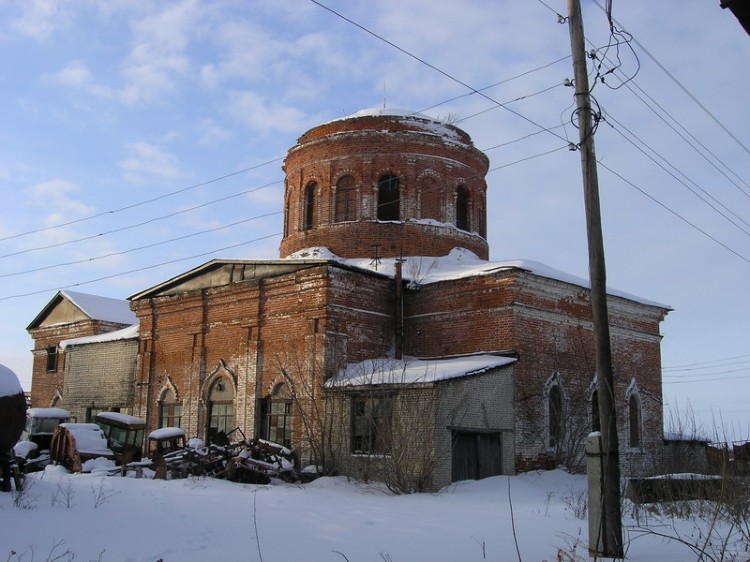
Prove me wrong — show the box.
[128,257,387,300]
[27,290,137,330]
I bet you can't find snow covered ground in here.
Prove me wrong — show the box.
[0,467,736,562]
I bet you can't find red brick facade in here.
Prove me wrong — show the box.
[280,112,490,260]
[27,110,670,480]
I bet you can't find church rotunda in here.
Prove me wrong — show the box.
[280,108,490,260]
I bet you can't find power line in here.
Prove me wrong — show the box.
[0,181,283,260]
[0,212,282,278]
[591,0,750,156]
[588,39,750,197]
[663,352,750,370]
[309,0,570,145]
[597,160,750,264]
[0,158,284,244]
[0,232,283,302]
[603,114,750,238]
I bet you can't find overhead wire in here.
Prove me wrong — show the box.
[0,158,284,243]
[597,160,750,264]
[309,0,571,145]
[0,212,282,278]
[0,232,283,302]
[602,113,750,238]
[0,181,283,259]
[591,0,750,156]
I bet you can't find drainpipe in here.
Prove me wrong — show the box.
[145,298,157,433]
[197,289,208,438]
[394,259,404,359]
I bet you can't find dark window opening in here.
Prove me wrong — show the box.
[335,175,356,222]
[548,385,562,448]
[629,394,641,448]
[591,390,601,433]
[46,346,58,372]
[260,384,293,448]
[377,174,400,221]
[456,186,469,231]
[351,395,392,454]
[304,182,317,230]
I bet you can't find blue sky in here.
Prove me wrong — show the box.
[1,0,749,436]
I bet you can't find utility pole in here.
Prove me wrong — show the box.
[567,0,623,557]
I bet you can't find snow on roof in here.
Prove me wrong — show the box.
[286,247,671,309]
[148,427,186,440]
[0,363,23,397]
[60,323,139,350]
[27,407,71,419]
[62,290,138,325]
[328,107,465,143]
[327,354,516,387]
[95,411,146,426]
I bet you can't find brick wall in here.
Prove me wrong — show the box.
[29,319,130,409]
[63,338,138,422]
[280,113,490,259]
[130,262,399,464]
[402,268,668,474]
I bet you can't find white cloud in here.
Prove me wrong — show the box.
[8,0,74,41]
[196,118,231,145]
[25,179,95,221]
[118,141,183,184]
[118,0,201,105]
[228,91,307,134]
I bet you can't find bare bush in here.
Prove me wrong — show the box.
[12,477,37,510]
[50,480,76,509]
[91,479,119,508]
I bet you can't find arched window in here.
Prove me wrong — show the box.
[628,393,641,448]
[377,174,400,221]
[456,185,469,231]
[591,390,601,433]
[260,383,293,448]
[335,175,356,223]
[159,387,182,428]
[304,182,317,230]
[548,384,563,448]
[207,377,234,444]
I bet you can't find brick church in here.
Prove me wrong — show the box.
[27,109,670,490]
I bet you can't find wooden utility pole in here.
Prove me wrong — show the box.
[567,0,624,557]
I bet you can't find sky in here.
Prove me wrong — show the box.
[0,0,749,437]
[2,466,744,561]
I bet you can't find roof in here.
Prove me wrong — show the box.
[326,353,517,387]
[130,248,670,311]
[95,411,146,427]
[26,407,70,419]
[27,289,137,330]
[60,323,139,350]
[128,257,378,300]
[293,247,672,310]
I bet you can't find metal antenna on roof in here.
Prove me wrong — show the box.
[370,244,381,271]
[383,81,387,109]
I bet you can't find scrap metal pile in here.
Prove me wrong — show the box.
[147,435,298,484]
